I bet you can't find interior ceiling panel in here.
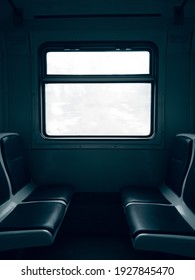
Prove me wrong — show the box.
[1,0,163,19]
[12,0,162,16]
[0,0,194,20]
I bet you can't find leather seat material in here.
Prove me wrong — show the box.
[1,134,31,194]
[121,186,170,205]
[0,202,66,233]
[24,184,73,203]
[183,166,195,214]
[165,136,192,196]
[0,164,10,204]
[125,204,194,237]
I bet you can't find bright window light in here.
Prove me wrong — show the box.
[45,83,151,136]
[41,45,156,138]
[46,51,150,75]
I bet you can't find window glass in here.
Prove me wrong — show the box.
[46,51,150,75]
[45,83,151,136]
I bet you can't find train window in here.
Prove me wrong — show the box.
[40,43,156,138]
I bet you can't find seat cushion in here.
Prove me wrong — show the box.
[0,202,66,234]
[125,204,194,237]
[121,186,170,207]
[23,184,73,203]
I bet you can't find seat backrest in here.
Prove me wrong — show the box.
[183,138,195,213]
[0,158,10,204]
[165,134,193,197]
[0,133,31,195]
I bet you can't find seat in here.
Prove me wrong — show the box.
[0,201,66,251]
[0,133,74,204]
[0,133,72,251]
[124,203,195,257]
[121,134,193,206]
[124,134,195,258]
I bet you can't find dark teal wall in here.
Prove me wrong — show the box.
[0,16,195,191]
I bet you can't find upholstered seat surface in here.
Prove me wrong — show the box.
[125,204,194,237]
[0,202,65,233]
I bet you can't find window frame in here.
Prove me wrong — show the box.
[39,41,158,140]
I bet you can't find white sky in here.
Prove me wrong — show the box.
[45,50,151,136]
[47,51,150,75]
